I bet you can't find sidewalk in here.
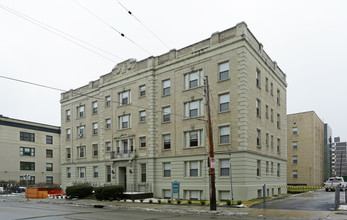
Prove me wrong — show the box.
[1,193,347,219]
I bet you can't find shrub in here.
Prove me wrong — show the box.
[158,199,161,204]
[226,200,231,206]
[149,199,153,203]
[140,199,144,203]
[237,200,242,205]
[187,200,192,204]
[200,200,206,205]
[176,199,181,204]
[94,185,124,201]
[168,199,171,204]
[66,185,93,199]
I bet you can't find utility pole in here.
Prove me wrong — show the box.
[204,76,217,211]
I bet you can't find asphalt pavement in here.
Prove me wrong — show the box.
[1,191,347,220]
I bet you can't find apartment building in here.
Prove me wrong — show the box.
[324,124,333,179]
[287,111,325,186]
[333,138,347,177]
[60,22,287,201]
[0,115,61,185]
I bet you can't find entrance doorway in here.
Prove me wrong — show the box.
[119,167,127,191]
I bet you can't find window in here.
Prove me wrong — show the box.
[163,79,170,95]
[66,109,71,121]
[67,167,71,178]
[46,149,53,158]
[220,159,230,176]
[139,85,146,96]
[184,70,203,89]
[271,162,274,175]
[292,141,298,150]
[93,144,98,157]
[66,128,71,140]
[163,106,171,122]
[78,146,86,158]
[140,137,146,148]
[219,62,229,80]
[20,132,35,142]
[270,82,273,96]
[293,156,298,164]
[46,135,53,144]
[256,69,261,88]
[20,176,35,185]
[163,190,171,199]
[257,129,261,147]
[106,141,111,151]
[185,190,200,201]
[119,114,130,129]
[219,126,230,144]
[93,122,98,135]
[93,166,98,178]
[292,127,298,135]
[20,147,35,156]
[185,161,202,177]
[266,133,269,147]
[266,161,269,174]
[292,170,298,179]
[277,138,281,154]
[119,90,131,106]
[106,119,111,129]
[66,148,71,159]
[46,163,53,171]
[163,162,171,177]
[77,125,85,138]
[265,77,269,92]
[257,160,261,177]
[256,99,261,117]
[92,101,98,114]
[106,165,111,182]
[277,163,280,177]
[79,167,86,178]
[20,162,35,171]
[265,105,269,119]
[270,109,274,122]
[78,105,85,118]
[184,100,204,118]
[219,93,229,112]
[220,191,230,201]
[105,96,111,107]
[277,89,280,105]
[46,176,53,184]
[141,164,146,182]
[271,135,274,149]
[140,110,146,122]
[277,114,281,129]
[163,134,171,149]
[184,130,204,147]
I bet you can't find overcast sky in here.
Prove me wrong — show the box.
[1,0,346,141]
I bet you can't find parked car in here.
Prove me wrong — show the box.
[324,177,347,191]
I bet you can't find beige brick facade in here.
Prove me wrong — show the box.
[0,116,61,186]
[60,22,287,201]
[287,111,325,186]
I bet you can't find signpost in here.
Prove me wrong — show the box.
[23,174,30,201]
[171,181,180,201]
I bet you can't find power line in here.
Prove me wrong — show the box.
[117,1,171,50]
[0,74,207,123]
[73,0,152,56]
[0,3,123,63]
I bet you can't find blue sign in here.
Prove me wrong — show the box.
[171,181,180,200]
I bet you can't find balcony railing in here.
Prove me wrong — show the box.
[110,150,135,159]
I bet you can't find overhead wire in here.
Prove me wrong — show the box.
[117,1,171,50]
[0,3,123,63]
[73,0,152,56]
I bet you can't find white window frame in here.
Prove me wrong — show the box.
[184,100,204,118]
[220,159,230,176]
[140,110,146,122]
[92,101,98,114]
[163,134,171,150]
[66,128,71,140]
[184,130,204,148]
[292,170,298,179]
[78,146,86,158]
[140,136,146,148]
[79,167,86,178]
[293,156,298,164]
[106,118,111,129]
[219,93,230,112]
[292,141,298,150]
[163,79,170,96]
[106,96,111,107]
[78,105,85,118]
[119,90,131,106]
[93,122,98,135]
[106,141,111,152]
[163,106,171,122]
[77,125,85,138]
[163,162,171,177]
[93,144,98,157]
[119,114,130,129]
[219,126,230,144]
[185,161,203,177]
[139,85,146,96]
[66,109,71,121]
[184,70,203,89]
[219,62,229,81]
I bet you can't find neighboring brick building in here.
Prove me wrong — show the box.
[0,115,61,186]
[287,111,325,186]
[60,22,287,201]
